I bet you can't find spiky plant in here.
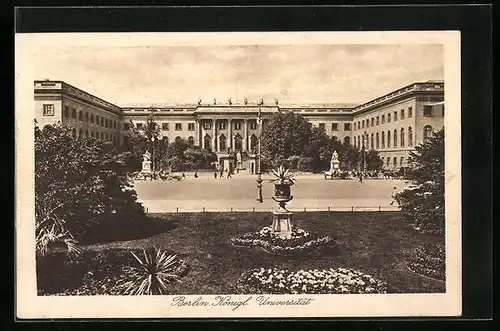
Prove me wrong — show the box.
[121,249,181,295]
[269,165,296,185]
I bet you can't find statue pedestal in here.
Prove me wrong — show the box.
[141,160,152,174]
[272,211,293,239]
[329,160,340,173]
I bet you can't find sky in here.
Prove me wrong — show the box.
[32,44,444,106]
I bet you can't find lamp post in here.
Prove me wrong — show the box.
[363,133,368,172]
[151,136,155,180]
[256,103,263,203]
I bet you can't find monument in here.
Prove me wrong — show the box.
[329,150,340,173]
[141,151,152,175]
[236,151,242,171]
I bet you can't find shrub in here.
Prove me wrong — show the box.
[120,249,182,295]
[297,156,314,172]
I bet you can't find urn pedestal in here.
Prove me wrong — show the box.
[271,183,294,239]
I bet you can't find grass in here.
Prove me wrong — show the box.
[39,211,445,295]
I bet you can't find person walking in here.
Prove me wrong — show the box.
[227,168,232,179]
[219,168,224,179]
[358,172,363,183]
[194,170,198,178]
[390,186,398,205]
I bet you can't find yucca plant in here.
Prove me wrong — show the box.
[269,165,296,185]
[121,249,181,295]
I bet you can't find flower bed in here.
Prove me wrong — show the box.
[37,249,190,295]
[232,267,387,294]
[230,226,334,255]
[407,243,445,281]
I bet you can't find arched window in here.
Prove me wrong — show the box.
[381,131,385,149]
[90,114,94,123]
[219,134,227,151]
[71,108,76,119]
[387,131,391,148]
[204,134,212,151]
[375,132,379,149]
[408,127,413,147]
[393,129,398,147]
[250,134,258,154]
[393,157,397,167]
[85,112,89,122]
[234,133,243,151]
[386,157,390,166]
[188,136,195,147]
[78,111,83,121]
[370,133,374,149]
[344,136,351,145]
[424,125,433,142]
[400,128,405,147]
[162,136,169,146]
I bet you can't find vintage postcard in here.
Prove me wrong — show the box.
[15,31,461,318]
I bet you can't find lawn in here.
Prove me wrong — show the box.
[37,211,445,295]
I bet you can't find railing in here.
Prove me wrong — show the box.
[144,205,401,213]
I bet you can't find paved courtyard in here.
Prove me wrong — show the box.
[134,172,408,213]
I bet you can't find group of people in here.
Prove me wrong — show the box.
[214,166,233,179]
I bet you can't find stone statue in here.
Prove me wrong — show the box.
[236,151,242,162]
[274,98,279,105]
[213,98,217,105]
[244,97,248,105]
[331,150,339,162]
[228,97,232,105]
[143,151,151,162]
[197,98,202,105]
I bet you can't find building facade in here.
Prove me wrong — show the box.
[34,80,444,170]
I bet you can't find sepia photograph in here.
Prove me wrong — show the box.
[16,31,462,318]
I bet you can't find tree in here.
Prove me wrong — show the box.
[395,128,445,234]
[365,149,383,171]
[121,114,168,172]
[261,112,312,161]
[35,123,150,254]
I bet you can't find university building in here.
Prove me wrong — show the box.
[34,79,444,171]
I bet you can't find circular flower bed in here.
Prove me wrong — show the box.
[407,243,445,281]
[232,267,387,294]
[230,226,334,255]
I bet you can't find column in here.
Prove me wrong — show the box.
[243,119,248,151]
[211,119,216,151]
[228,118,233,151]
[197,120,202,147]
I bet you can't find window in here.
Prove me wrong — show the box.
[408,106,413,118]
[162,123,169,130]
[393,157,397,167]
[219,134,227,151]
[203,122,212,130]
[85,112,89,122]
[400,128,405,147]
[234,121,241,130]
[362,120,365,129]
[376,116,379,125]
[387,131,391,148]
[423,125,433,142]
[85,130,89,137]
[71,108,77,119]
[96,115,100,125]
[344,123,352,131]
[42,104,55,116]
[78,129,83,138]
[175,123,182,131]
[188,123,195,131]
[381,131,385,149]
[408,127,413,147]
[400,157,404,167]
[219,121,226,130]
[101,118,104,126]
[331,123,339,131]
[105,119,108,128]
[370,133,374,149]
[78,111,83,121]
[344,136,351,145]
[381,115,385,124]
[91,131,94,137]
[354,122,357,130]
[371,118,374,127]
[400,109,405,120]
[387,113,391,122]
[250,121,257,130]
[423,105,433,117]
[188,136,195,146]
[64,106,69,118]
[136,123,143,129]
[394,111,398,121]
[393,129,398,147]
[90,114,94,124]
[376,132,380,149]
[387,157,390,166]
[318,123,325,131]
[366,120,369,128]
